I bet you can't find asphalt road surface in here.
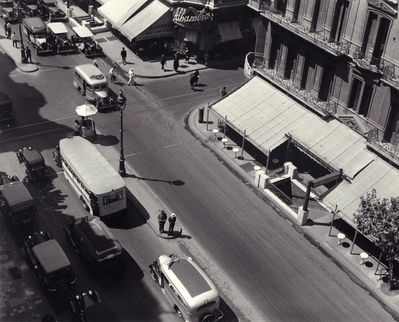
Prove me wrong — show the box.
[0,50,396,322]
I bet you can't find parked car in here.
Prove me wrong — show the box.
[0,0,18,23]
[0,91,16,128]
[69,289,118,322]
[21,0,39,16]
[72,26,103,58]
[0,179,38,224]
[0,173,19,186]
[38,0,67,21]
[64,216,124,274]
[22,17,54,55]
[47,22,76,54]
[24,231,76,292]
[16,147,48,182]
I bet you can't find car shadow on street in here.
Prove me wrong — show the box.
[220,297,239,322]
[103,199,147,229]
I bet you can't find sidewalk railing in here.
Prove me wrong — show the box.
[253,54,338,117]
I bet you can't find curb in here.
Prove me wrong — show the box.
[185,107,399,321]
[0,40,39,73]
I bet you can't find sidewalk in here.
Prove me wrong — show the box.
[186,108,399,320]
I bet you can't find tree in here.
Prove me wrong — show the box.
[354,189,399,289]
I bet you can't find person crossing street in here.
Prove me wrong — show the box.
[121,47,127,65]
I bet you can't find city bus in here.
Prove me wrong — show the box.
[59,136,126,217]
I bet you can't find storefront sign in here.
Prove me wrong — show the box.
[172,7,213,27]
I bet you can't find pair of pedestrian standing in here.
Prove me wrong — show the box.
[158,210,177,235]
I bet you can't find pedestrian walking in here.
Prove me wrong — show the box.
[158,210,167,234]
[220,86,227,97]
[173,56,179,72]
[6,22,11,39]
[184,48,190,63]
[121,47,127,65]
[93,59,98,68]
[128,68,135,86]
[160,54,166,70]
[11,32,18,47]
[25,47,32,63]
[168,213,176,235]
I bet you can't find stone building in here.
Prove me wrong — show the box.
[247,0,399,159]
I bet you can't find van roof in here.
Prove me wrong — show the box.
[159,255,219,310]
[75,64,107,86]
[0,181,33,207]
[33,239,71,274]
[74,216,122,260]
[22,17,46,33]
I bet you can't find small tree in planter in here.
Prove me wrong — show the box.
[354,189,399,290]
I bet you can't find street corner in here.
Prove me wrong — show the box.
[0,39,39,73]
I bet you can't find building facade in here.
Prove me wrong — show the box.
[248,0,399,163]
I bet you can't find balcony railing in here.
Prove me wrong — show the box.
[366,127,399,167]
[257,5,350,56]
[352,45,383,73]
[381,58,399,89]
[253,54,338,117]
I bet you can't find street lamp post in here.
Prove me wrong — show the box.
[117,89,127,177]
[17,4,27,63]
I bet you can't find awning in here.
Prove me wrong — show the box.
[218,21,242,42]
[324,158,399,226]
[98,0,147,26]
[212,76,375,179]
[96,0,112,5]
[118,0,169,42]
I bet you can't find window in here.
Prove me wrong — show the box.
[292,0,301,22]
[361,12,390,65]
[311,0,321,31]
[347,78,373,116]
[330,0,349,44]
[103,191,123,205]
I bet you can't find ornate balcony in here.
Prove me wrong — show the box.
[366,128,399,167]
[252,54,338,118]
[381,58,399,90]
[257,5,350,57]
[352,45,383,74]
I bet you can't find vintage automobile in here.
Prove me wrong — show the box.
[0,179,38,225]
[16,147,48,182]
[73,64,117,110]
[22,17,54,55]
[38,0,67,21]
[0,0,18,22]
[25,231,77,292]
[150,254,224,322]
[21,0,39,16]
[0,173,19,186]
[0,91,16,128]
[72,26,103,58]
[47,22,76,54]
[69,289,118,322]
[64,216,124,274]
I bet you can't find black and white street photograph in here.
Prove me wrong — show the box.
[1,0,399,321]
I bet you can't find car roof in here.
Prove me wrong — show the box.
[22,17,46,32]
[47,22,68,34]
[0,181,33,206]
[74,217,122,259]
[32,239,71,274]
[21,149,44,165]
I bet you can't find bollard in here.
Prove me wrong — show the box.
[198,108,204,123]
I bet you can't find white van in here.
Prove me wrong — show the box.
[150,254,223,322]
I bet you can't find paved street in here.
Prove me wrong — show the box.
[0,34,397,322]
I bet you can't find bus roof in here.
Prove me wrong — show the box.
[59,136,125,195]
[159,255,219,310]
[75,64,107,86]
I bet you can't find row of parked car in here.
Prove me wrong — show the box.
[0,147,122,321]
